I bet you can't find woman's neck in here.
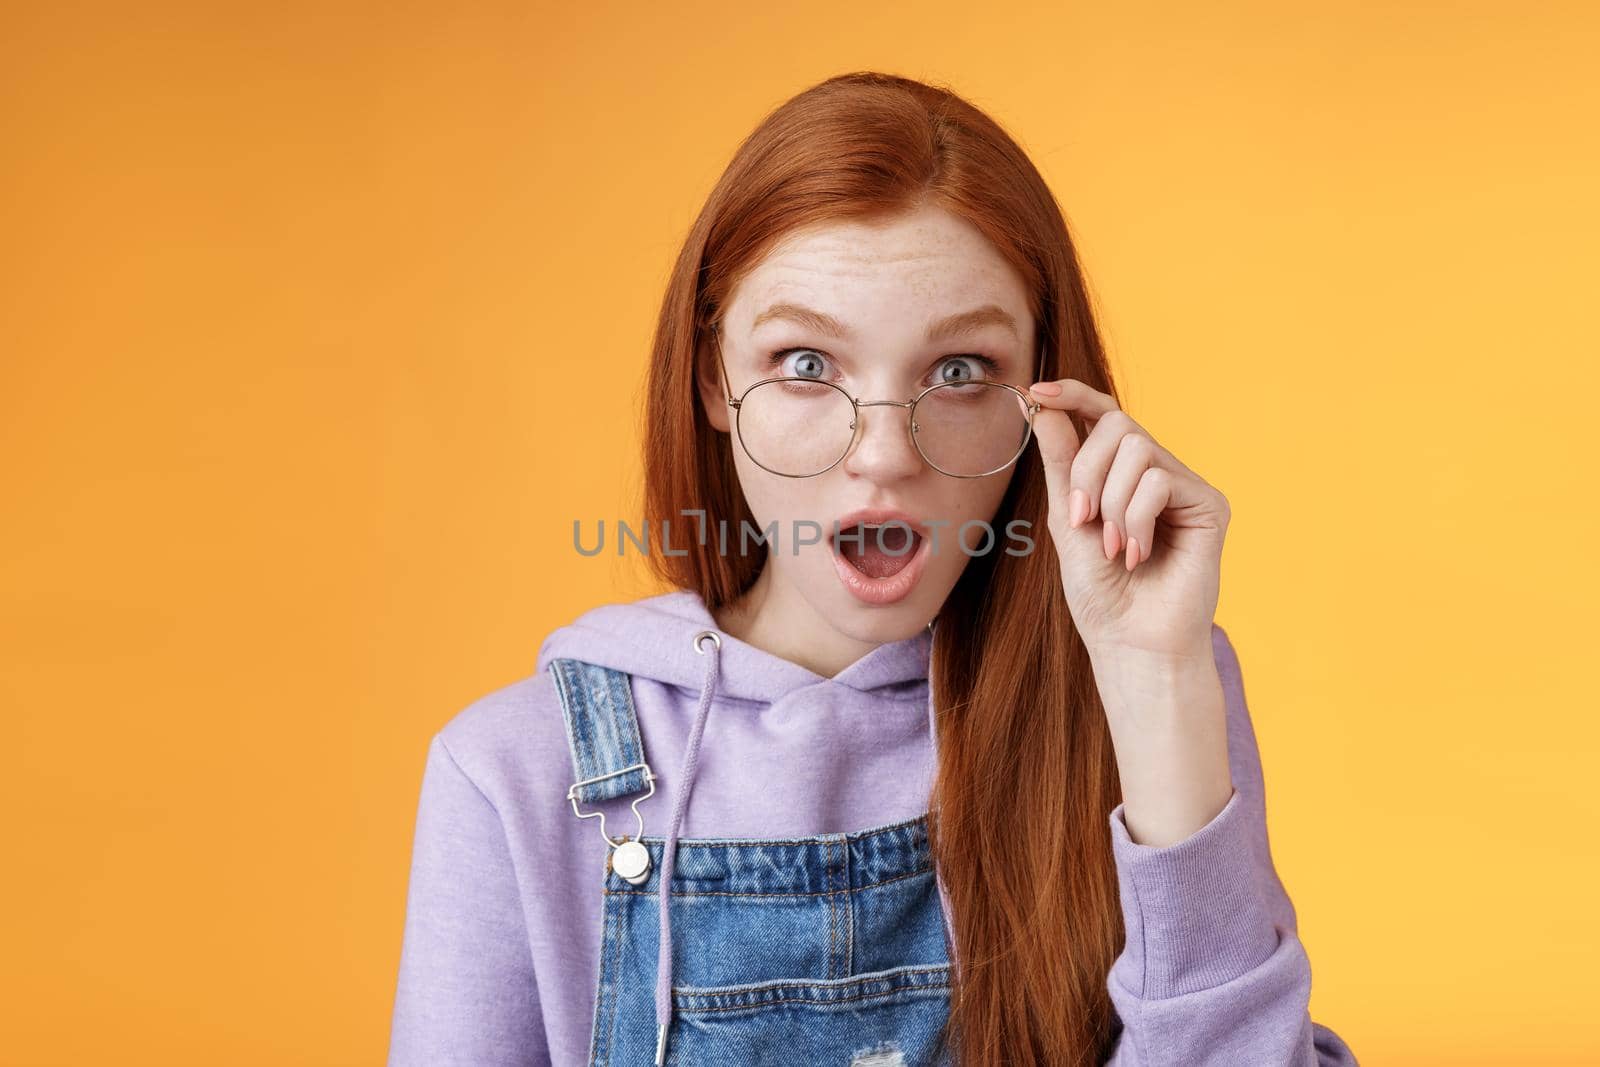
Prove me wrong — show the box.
[710,564,883,679]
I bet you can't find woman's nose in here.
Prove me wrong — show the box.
[841,401,924,481]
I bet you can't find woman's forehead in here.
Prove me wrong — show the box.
[741,298,1023,349]
[729,209,1036,337]
[733,211,1025,309]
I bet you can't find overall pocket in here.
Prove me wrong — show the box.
[668,962,953,1067]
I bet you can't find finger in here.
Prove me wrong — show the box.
[1027,378,1120,430]
[1123,466,1174,569]
[1063,408,1141,529]
[1028,380,1197,528]
[1049,406,1203,531]
[1027,403,1084,540]
[1097,425,1159,559]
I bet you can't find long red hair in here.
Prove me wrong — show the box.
[641,71,1125,1065]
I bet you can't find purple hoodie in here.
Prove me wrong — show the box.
[387,588,1358,1065]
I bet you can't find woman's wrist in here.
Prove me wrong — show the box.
[1088,644,1234,848]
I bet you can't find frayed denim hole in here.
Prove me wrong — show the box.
[849,1041,907,1067]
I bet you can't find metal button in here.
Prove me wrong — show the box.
[611,838,651,884]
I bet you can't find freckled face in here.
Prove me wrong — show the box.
[697,204,1039,645]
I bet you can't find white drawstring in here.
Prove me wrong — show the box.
[924,619,960,987]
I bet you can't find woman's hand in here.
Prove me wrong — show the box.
[1027,378,1230,662]
[1026,376,1235,846]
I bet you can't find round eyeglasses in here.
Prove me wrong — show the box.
[722,369,1043,480]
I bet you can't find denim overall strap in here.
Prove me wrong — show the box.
[547,657,653,805]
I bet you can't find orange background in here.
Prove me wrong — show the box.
[4,3,1597,1064]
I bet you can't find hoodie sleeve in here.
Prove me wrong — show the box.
[388,733,549,1067]
[1102,628,1359,1066]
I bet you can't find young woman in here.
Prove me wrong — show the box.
[388,72,1358,1066]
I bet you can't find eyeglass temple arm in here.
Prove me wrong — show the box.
[711,327,741,407]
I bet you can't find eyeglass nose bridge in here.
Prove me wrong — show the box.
[845,396,922,450]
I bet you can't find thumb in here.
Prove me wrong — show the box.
[1031,406,1085,534]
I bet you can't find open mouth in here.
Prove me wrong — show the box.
[833,522,924,578]
[828,520,932,606]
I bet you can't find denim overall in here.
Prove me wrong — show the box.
[549,628,955,1067]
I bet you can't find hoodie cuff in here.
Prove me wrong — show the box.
[1107,788,1281,1000]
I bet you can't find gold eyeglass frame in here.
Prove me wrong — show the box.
[710,326,1044,480]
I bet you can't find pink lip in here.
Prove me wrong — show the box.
[828,506,933,607]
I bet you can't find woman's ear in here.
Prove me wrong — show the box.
[696,339,733,433]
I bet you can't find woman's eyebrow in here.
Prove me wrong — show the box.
[927,305,1020,344]
[748,302,1020,344]
[750,303,854,340]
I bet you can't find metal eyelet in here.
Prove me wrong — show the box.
[692,629,721,654]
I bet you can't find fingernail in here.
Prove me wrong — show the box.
[1103,521,1118,560]
[1029,381,1062,396]
[1126,536,1139,571]
[1068,488,1088,527]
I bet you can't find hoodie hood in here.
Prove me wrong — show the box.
[535,588,934,703]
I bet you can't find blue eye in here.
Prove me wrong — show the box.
[771,348,832,379]
[932,355,998,385]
